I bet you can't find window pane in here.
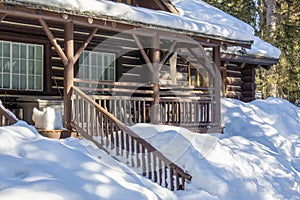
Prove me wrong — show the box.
[3,43,10,57]
[35,46,42,60]
[77,66,84,79]
[0,59,2,72]
[35,61,42,75]
[20,59,26,74]
[0,42,2,56]
[0,75,2,88]
[91,67,97,80]
[104,55,108,66]
[28,75,34,89]
[35,76,42,90]
[109,68,114,81]
[28,60,34,74]
[28,46,34,59]
[20,45,26,59]
[13,44,19,58]
[20,75,26,89]
[84,66,89,79]
[3,58,10,72]
[12,75,19,89]
[91,53,97,66]
[12,59,19,73]
[3,74,10,88]
[83,51,89,65]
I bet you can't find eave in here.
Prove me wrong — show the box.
[0,1,252,48]
[220,53,279,69]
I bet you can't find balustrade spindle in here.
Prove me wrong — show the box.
[71,86,192,191]
[141,146,146,176]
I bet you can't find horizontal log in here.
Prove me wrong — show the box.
[242,76,255,82]
[242,82,256,91]
[226,85,243,92]
[242,64,256,70]
[121,57,144,65]
[242,91,255,98]
[226,91,243,99]
[225,77,244,86]
[242,69,255,77]
[225,63,240,71]
[226,70,242,78]
[243,97,255,102]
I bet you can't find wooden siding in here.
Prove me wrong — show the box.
[223,61,257,102]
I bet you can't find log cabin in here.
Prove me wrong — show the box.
[0,0,279,133]
[0,0,280,191]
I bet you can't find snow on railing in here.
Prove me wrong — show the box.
[0,100,18,126]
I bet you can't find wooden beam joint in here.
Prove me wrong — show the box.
[74,27,99,63]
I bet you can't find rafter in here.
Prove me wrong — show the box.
[74,27,99,63]
[159,40,177,68]
[0,13,7,22]
[132,33,154,74]
[39,18,68,65]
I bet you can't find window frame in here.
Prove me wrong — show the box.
[0,40,44,91]
[78,50,116,83]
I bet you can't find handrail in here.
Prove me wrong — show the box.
[71,86,192,190]
[0,102,18,126]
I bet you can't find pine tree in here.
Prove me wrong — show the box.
[258,0,300,102]
[204,0,258,29]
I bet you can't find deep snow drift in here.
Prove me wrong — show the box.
[0,97,299,199]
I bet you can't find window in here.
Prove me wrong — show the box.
[0,40,43,91]
[78,51,115,83]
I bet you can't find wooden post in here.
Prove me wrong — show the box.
[151,34,160,124]
[212,46,221,128]
[64,21,74,129]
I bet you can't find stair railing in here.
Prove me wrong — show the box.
[0,102,18,126]
[71,86,192,191]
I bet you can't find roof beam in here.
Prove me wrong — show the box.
[159,40,177,67]
[0,13,6,22]
[39,18,68,65]
[132,33,154,74]
[74,27,98,63]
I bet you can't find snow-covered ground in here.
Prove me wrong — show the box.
[0,97,300,199]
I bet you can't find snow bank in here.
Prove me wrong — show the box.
[131,97,300,199]
[1,97,299,199]
[0,121,176,200]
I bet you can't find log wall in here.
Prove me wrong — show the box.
[223,61,257,102]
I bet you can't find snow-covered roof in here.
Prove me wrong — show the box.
[226,36,282,60]
[170,0,281,59]
[4,0,254,44]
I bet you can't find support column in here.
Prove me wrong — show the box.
[64,21,74,129]
[151,34,160,124]
[212,46,221,128]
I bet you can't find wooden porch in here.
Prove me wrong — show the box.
[0,1,246,133]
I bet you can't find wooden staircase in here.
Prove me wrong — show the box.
[71,86,192,191]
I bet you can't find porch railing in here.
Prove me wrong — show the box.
[0,102,18,126]
[71,86,192,191]
[74,79,220,132]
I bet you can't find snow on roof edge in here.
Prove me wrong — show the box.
[3,0,254,45]
[169,0,281,60]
